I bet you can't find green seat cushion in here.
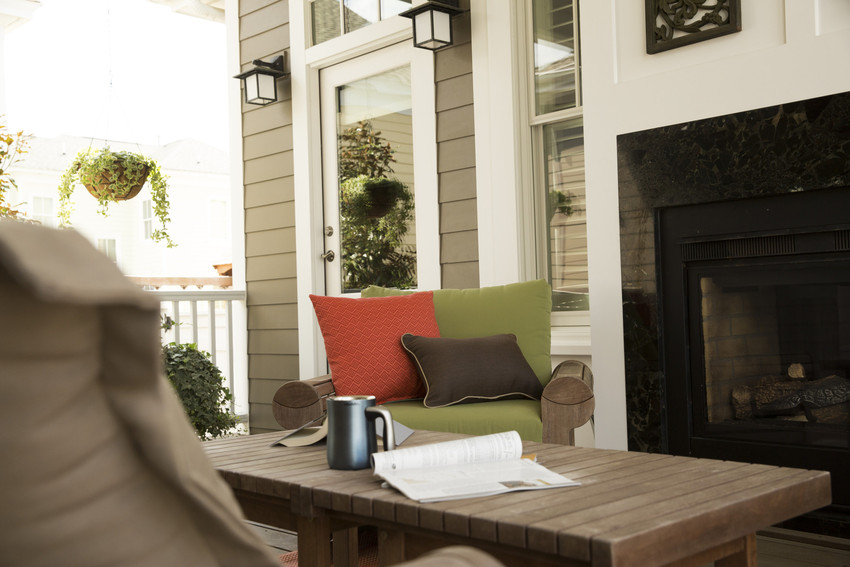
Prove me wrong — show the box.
[383,399,543,442]
[363,279,553,386]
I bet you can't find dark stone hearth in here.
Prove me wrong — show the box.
[617,92,850,455]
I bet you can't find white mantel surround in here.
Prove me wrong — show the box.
[580,0,850,450]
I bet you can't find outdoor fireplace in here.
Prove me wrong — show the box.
[657,189,850,507]
[617,91,850,531]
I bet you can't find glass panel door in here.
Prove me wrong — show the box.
[320,45,417,295]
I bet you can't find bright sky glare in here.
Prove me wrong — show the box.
[5,0,229,151]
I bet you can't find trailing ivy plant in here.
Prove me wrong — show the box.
[58,147,175,246]
[163,342,237,439]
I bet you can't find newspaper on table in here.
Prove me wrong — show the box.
[370,431,580,503]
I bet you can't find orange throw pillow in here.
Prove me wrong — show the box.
[309,292,440,403]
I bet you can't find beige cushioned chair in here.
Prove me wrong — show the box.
[0,222,279,567]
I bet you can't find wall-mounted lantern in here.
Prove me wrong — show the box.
[400,0,462,51]
[233,54,288,106]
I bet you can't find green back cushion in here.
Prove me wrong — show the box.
[362,279,553,386]
[384,399,543,442]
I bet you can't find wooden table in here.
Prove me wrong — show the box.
[203,431,831,567]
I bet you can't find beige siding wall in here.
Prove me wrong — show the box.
[435,10,479,289]
[239,0,296,434]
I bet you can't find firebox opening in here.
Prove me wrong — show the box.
[691,260,850,450]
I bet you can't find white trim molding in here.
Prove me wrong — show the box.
[470,0,530,286]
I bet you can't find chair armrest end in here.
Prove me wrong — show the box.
[541,361,594,445]
[272,374,334,430]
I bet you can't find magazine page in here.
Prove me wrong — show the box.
[371,431,523,475]
[377,454,579,503]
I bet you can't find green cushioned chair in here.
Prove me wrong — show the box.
[273,280,594,444]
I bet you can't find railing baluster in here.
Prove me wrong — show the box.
[208,299,217,366]
[191,300,199,345]
[226,299,235,413]
[172,300,181,343]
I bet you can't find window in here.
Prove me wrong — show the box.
[97,238,117,262]
[142,199,153,240]
[310,0,412,45]
[530,0,587,313]
[31,196,55,227]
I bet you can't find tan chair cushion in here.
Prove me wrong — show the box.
[0,222,278,567]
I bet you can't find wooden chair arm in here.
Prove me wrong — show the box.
[541,360,595,445]
[271,374,335,430]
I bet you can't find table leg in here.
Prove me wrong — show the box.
[377,528,406,566]
[716,533,758,567]
[297,515,332,567]
[333,526,360,567]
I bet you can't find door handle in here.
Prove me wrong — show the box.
[321,250,335,262]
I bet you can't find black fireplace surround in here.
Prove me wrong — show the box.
[618,92,850,533]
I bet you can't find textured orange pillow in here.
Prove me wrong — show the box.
[309,292,440,403]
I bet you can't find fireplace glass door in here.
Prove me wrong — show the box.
[689,258,850,450]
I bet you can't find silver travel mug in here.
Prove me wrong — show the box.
[326,395,396,470]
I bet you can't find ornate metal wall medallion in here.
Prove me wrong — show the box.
[646,0,742,54]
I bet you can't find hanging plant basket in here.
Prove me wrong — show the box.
[83,162,150,201]
[363,178,406,218]
[58,147,175,247]
[341,176,407,220]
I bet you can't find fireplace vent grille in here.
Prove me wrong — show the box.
[836,229,850,251]
[681,234,795,262]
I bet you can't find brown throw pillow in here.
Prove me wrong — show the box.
[401,333,544,408]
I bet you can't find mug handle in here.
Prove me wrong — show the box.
[365,406,396,452]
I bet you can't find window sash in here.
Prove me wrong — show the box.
[532,0,581,118]
[529,0,587,316]
[142,200,153,240]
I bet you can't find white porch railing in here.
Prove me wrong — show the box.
[144,287,248,416]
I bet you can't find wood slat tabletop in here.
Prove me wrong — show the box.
[204,431,831,567]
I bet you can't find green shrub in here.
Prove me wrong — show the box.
[163,342,237,439]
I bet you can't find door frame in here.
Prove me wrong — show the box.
[291,8,438,378]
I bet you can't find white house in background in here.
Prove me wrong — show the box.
[8,135,232,279]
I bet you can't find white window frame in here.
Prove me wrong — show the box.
[96,237,118,263]
[470,0,590,355]
[31,195,55,227]
[291,3,439,378]
[142,199,153,241]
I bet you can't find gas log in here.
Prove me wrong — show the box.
[732,368,850,424]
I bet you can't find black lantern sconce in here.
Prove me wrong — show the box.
[400,0,463,51]
[234,54,289,106]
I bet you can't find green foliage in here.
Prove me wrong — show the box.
[338,120,396,179]
[338,121,416,290]
[549,189,576,219]
[163,342,237,439]
[340,175,416,289]
[0,118,32,221]
[58,147,175,247]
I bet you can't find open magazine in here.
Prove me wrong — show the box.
[371,431,579,503]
